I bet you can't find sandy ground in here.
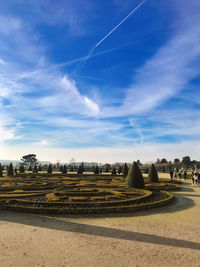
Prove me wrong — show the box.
[0,180,199,267]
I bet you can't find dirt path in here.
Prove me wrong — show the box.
[0,181,199,267]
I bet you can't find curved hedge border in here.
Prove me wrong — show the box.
[145,183,180,191]
[0,175,177,215]
[4,188,152,208]
[2,191,174,215]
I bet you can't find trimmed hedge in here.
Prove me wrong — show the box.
[2,191,174,215]
[126,162,145,189]
[0,174,177,215]
[148,164,159,183]
[5,189,152,208]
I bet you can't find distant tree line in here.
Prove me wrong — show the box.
[1,153,199,178]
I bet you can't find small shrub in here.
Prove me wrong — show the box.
[47,164,52,174]
[0,163,3,177]
[19,165,25,173]
[62,165,67,174]
[7,163,14,176]
[111,167,116,175]
[126,162,145,189]
[148,164,159,183]
[122,163,128,178]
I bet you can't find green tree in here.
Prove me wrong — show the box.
[19,164,25,173]
[148,164,159,183]
[0,163,3,177]
[77,165,83,174]
[111,166,116,175]
[59,165,63,172]
[21,154,37,168]
[94,165,99,174]
[7,163,14,176]
[182,156,191,168]
[160,158,168,164]
[126,162,145,189]
[80,162,85,172]
[122,163,128,178]
[62,165,67,174]
[105,164,110,173]
[174,158,180,164]
[33,165,38,173]
[47,164,52,174]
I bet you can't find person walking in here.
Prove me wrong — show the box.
[197,171,200,184]
[170,170,173,179]
[193,172,198,186]
[191,171,194,184]
[184,171,187,180]
[178,171,182,179]
[173,171,177,179]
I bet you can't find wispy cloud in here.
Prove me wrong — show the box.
[100,5,200,117]
[0,1,200,162]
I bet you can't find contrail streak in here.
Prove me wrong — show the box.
[72,45,96,74]
[95,0,146,47]
[72,0,146,74]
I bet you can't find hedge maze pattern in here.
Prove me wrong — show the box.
[0,174,178,215]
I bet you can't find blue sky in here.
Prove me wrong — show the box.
[0,0,200,163]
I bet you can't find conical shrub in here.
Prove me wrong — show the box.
[62,165,67,174]
[111,166,116,175]
[0,163,3,177]
[7,163,14,176]
[148,164,159,183]
[122,163,128,178]
[126,162,145,189]
[19,165,25,173]
[33,165,38,173]
[47,164,52,174]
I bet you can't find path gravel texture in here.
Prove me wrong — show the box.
[0,181,199,267]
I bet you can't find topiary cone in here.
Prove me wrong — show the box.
[148,164,159,183]
[126,161,145,189]
[122,163,128,178]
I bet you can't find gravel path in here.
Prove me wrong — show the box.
[0,181,199,267]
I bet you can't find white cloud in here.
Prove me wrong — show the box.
[83,96,99,116]
[100,10,200,118]
[0,125,22,143]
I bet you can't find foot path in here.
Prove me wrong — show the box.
[0,181,199,267]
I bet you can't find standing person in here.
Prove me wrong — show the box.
[193,172,198,186]
[178,171,182,179]
[191,171,194,185]
[173,170,177,179]
[170,170,173,179]
[197,171,200,184]
[184,170,187,180]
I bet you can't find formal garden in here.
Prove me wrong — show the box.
[0,161,181,215]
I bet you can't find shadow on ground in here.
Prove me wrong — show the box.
[0,181,199,251]
[0,210,199,251]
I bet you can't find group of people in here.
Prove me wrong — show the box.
[169,169,199,186]
[169,170,187,180]
[191,171,200,186]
